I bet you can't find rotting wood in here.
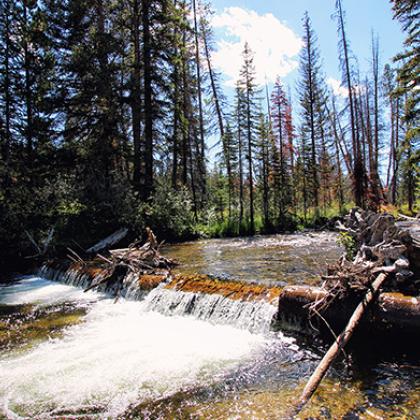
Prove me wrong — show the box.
[322,208,419,303]
[77,228,177,296]
[275,285,420,335]
[281,208,419,417]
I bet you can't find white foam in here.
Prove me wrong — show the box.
[143,287,278,333]
[0,276,102,306]
[0,298,267,418]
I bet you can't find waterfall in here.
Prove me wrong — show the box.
[141,287,277,333]
[38,265,150,301]
[39,264,97,289]
[39,264,278,333]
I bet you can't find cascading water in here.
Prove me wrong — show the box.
[0,276,300,419]
[2,233,419,419]
[39,265,151,302]
[39,264,279,334]
[143,287,277,333]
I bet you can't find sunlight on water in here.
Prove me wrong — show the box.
[0,277,279,418]
[162,232,342,285]
[0,276,102,306]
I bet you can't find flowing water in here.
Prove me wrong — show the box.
[161,232,342,285]
[0,233,419,419]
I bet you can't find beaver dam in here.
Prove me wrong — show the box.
[1,216,419,419]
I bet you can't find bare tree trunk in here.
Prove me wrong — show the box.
[192,0,206,199]
[142,0,154,198]
[386,97,395,191]
[203,34,224,139]
[336,0,363,207]
[131,0,143,192]
[391,97,400,204]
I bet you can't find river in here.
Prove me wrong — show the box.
[0,232,419,419]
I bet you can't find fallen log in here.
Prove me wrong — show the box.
[275,285,420,336]
[286,273,388,419]
[86,228,129,254]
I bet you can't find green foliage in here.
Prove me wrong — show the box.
[338,231,357,260]
[128,183,196,242]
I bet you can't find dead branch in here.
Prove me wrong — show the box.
[76,228,177,294]
[287,272,388,419]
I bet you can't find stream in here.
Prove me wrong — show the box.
[0,232,419,419]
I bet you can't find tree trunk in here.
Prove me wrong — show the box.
[337,0,362,207]
[142,0,154,199]
[246,88,255,234]
[306,23,319,212]
[131,0,143,191]
[192,0,206,198]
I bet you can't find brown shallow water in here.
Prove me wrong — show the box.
[162,231,342,286]
[0,234,419,419]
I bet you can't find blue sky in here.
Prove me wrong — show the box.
[208,0,405,97]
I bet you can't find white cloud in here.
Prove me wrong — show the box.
[327,77,349,98]
[211,7,302,86]
[327,77,368,98]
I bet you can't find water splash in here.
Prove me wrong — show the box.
[39,265,151,302]
[0,297,271,418]
[0,276,102,306]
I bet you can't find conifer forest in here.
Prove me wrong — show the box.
[0,0,418,270]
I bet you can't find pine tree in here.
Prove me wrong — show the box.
[271,77,292,223]
[239,42,258,234]
[298,12,328,216]
[0,0,16,186]
[234,82,246,228]
[390,0,419,213]
[256,113,271,230]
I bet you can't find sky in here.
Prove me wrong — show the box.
[208,0,405,98]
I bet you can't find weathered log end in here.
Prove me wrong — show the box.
[274,285,420,337]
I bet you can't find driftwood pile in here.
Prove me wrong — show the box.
[287,209,419,418]
[69,227,178,294]
[323,208,419,296]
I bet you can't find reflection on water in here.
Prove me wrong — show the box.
[162,232,342,285]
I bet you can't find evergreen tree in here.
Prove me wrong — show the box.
[390,0,419,213]
[297,12,328,216]
[238,42,258,234]
[271,78,292,223]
